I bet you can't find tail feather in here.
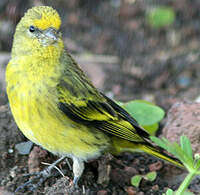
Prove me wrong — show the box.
[140,144,184,168]
[111,137,184,168]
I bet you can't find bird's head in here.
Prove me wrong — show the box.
[12,6,64,57]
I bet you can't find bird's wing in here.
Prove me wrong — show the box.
[57,77,149,143]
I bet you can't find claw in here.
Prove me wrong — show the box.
[15,169,51,192]
[15,156,67,192]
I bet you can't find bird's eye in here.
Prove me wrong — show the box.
[29,25,35,33]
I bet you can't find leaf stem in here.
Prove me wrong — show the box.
[175,171,195,195]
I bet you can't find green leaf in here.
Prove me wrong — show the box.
[142,123,159,135]
[150,136,196,171]
[122,100,165,126]
[145,171,157,181]
[150,136,168,150]
[147,6,176,28]
[150,136,183,159]
[150,137,184,162]
[180,136,193,162]
[131,175,142,188]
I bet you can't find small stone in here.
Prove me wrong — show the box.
[28,146,48,173]
[8,148,13,153]
[162,102,200,154]
[152,184,159,191]
[149,161,163,172]
[125,186,137,195]
[177,75,191,88]
[97,190,108,195]
[124,166,139,176]
[15,141,33,155]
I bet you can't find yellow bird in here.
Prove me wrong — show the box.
[6,6,183,189]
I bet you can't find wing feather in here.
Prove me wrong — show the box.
[57,57,149,143]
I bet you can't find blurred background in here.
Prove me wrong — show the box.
[0,0,200,109]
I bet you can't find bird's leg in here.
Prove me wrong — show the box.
[72,157,84,186]
[15,156,67,192]
[65,158,72,170]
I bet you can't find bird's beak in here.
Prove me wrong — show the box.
[43,27,59,41]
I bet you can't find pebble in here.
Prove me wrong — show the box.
[149,161,163,172]
[97,190,108,195]
[15,140,33,155]
[125,186,137,195]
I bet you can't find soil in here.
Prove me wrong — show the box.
[0,0,200,194]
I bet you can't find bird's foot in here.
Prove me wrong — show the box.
[15,167,53,192]
[15,156,67,193]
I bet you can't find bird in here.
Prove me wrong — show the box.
[6,6,183,190]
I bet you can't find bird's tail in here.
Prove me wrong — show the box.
[139,144,184,168]
[111,137,184,168]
